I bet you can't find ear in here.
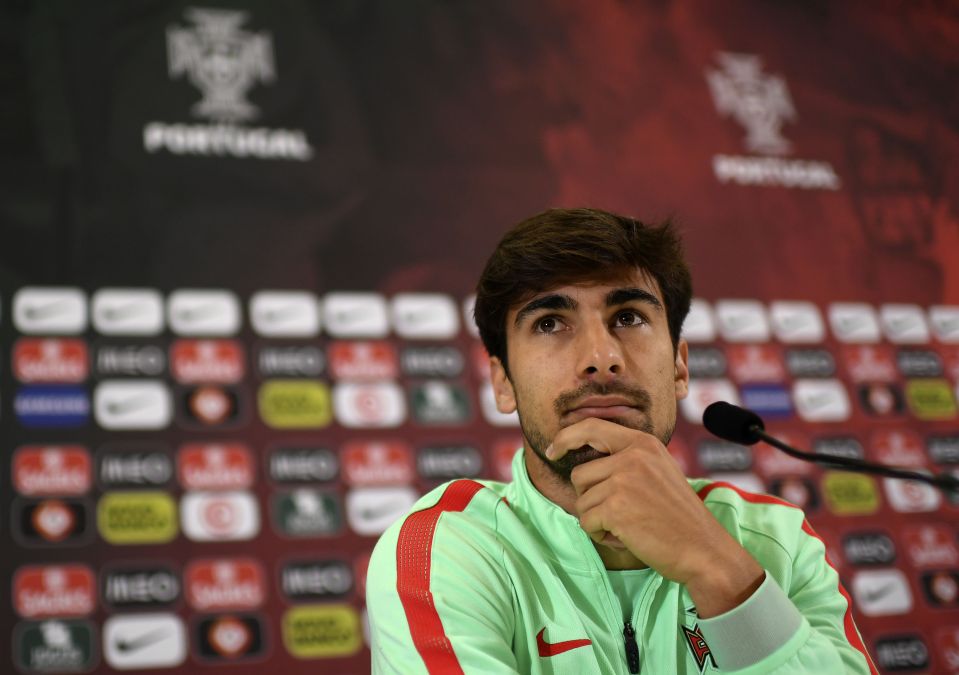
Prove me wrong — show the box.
[673,339,689,400]
[489,356,517,414]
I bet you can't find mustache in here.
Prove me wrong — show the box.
[553,381,652,416]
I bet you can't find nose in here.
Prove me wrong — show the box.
[576,319,624,382]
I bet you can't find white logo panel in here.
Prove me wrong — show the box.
[682,299,716,343]
[168,290,240,336]
[103,612,186,670]
[681,380,740,424]
[94,380,172,430]
[880,304,929,344]
[391,293,459,339]
[249,291,321,337]
[333,382,406,428]
[792,379,850,422]
[324,293,389,338]
[715,300,769,342]
[828,303,880,343]
[346,487,419,536]
[92,289,165,335]
[769,301,824,343]
[181,491,260,541]
[14,287,87,334]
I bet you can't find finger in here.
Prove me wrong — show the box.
[545,417,638,461]
[574,477,615,514]
[578,504,611,543]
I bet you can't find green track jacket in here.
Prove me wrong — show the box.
[368,450,877,674]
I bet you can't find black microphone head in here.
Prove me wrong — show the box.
[702,401,765,446]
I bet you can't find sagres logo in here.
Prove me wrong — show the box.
[706,52,839,190]
[14,445,91,497]
[145,7,313,160]
[14,565,96,618]
[186,558,265,611]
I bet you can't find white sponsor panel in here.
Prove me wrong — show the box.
[769,301,824,343]
[181,491,260,541]
[707,472,765,495]
[167,289,240,336]
[879,304,929,344]
[91,289,165,335]
[882,476,942,513]
[682,299,716,343]
[391,293,459,339]
[929,305,959,343]
[462,295,479,337]
[14,287,87,334]
[828,303,880,343]
[323,293,389,338]
[94,380,172,430]
[249,291,321,337]
[792,379,850,422]
[479,382,520,427]
[681,379,739,424]
[346,487,419,536]
[715,300,770,342]
[103,612,186,670]
[851,569,913,617]
[333,382,406,428]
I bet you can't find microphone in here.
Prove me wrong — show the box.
[702,401,959,494]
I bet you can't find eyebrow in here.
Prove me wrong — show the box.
[514,294,577,327]
[606,287,664,311]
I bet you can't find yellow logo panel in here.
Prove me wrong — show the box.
[258,380,332,429]
[97,491,178,544]
[822,472,879,516]
[282,604,361,658]
[905,379,957,420]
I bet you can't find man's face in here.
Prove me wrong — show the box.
[489,269,689,481]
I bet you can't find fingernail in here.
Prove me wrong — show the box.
[545,444,555,459]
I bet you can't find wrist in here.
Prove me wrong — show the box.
[685,549,764,619]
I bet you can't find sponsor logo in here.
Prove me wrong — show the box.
[792,379,850,422]
[880,304,929,344]
[417,445,483,480]
[257,345,324,377]
[828,303,880,343]
[103,612,186,670]
[922,570,959,607]
[94,380,172,429]
[842,345,897,382]
[391,293,460,339]
[929,305,959,343]
[15,386,90,428]
[875,636,930,671]
[91,288,165,335]
[186,558,265,611]
[769,301,824,343]
[14,619,96,673]
[258,380,332,429]
[410,381,471,424]
[897,349,943,378]
[928,435,959,465]
[102,566,180,610]
[323,293,389,338]
[682,300,716,343]
[740,384,792,418]
[144,121,313,161]
[822,472,879,516]
[249,291,321,337]
[14,498,90,546]
[842,532,896,566]
[281,560,353,601]
[686,347,727,378]
[852,569,913,616]
[706,472,764,494]
[715,300,770,342]
[857,383,904,417]
[97,443,173,489]
[812,436,864,460]
[328,341,398,380]
[14,565,96,618]
[753,432,812,476]
[883,476,942,513]
[181,491,260,541]
[341,441,413,486]
[681,379,740,424]
[462,295,479,338]
[282,604,362,658]
[400,346,464,378]
[706,53,839,190]
[902,524,959,569]
[195,614,265,661]
[268,445,338,483]
[13,287,87,334]
[333,382,406,428]
[697,440,752,472]
[905,378,957,420]
[768,477,818,511]
[178,443,254,490]
[785,348,835,378]
[272,489,341,537]
[95,344,166,377]
[479,382,519,426]
[13,446,91,497]
[726,344,784,383]
[167,289,241,336]
[97,492,178,545]
[14,338,88,383]
[870,430,925,468]
[346,487,418,536]
[180,384,242,427]
[170,339,244,383]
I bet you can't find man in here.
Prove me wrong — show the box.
[367,208,876,674]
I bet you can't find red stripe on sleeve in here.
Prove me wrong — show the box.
[396,479,486,674]
[697,481,878,675]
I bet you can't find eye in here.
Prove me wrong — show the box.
[534,315,562,334]
[614,310,645,327]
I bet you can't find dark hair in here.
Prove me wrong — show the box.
[474,207,692,373]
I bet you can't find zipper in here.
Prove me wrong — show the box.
[623,620,640,674]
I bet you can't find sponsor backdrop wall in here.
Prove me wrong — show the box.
[2,1,959,673]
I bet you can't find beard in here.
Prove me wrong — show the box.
[518,380,673,482]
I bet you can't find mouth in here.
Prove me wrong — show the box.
[562,396,642,424]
